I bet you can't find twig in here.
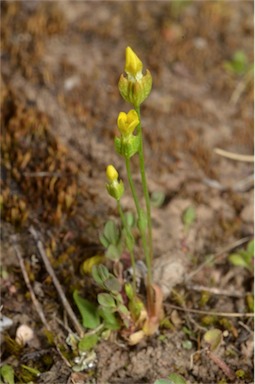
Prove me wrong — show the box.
[207,349,235,381]
[238,321,253,334]
[166,304,254,318]
[29,226,84,338]
[203,174,254,192]
[186,236,250,281]
[233,174,254,192]
[23,171,62,177]
[12,236,50,331]
[185,283,244,299]
[214,148,254,163]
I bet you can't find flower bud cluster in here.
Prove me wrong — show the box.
[106,47,152,200]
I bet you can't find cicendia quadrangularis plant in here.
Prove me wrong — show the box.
[74,47,164,347]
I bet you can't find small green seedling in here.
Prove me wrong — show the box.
[203,328,235,380]
[203,328,223,352]
[224,50,253,76]
[150,191,166,208]
[228,239,254,272]
[0,364,15,384]
[182,205,196,231]
[154,373,187,384]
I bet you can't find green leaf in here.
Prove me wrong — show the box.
[154,380,173,384]
[151,191,165,208]
[118,304,130,316]
[20,365,40,377]
[125,282,135,300]
[182,206,196,228]
[104,220,119,245]
[247,240,254,256]
[0,364,15,384]
[98,307,121,330]
[106,244,121,261]
[104,276,121,292]
[168,373,187,384]
[125,211,135,228]
[203,328,222,351]
[137,209,147,232]
[99,232,109,248]
[73,290,100,329]
[182,340,193,350]
[98,293,116,308]
[123,229,135,250]
[78,334,98,352]
[92,264,110,287]
[246,293,254,312]
[228,254,250,269]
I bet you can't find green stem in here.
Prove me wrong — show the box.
[125,156,153,312]
[117,200,136,293]
[135,106,153,285]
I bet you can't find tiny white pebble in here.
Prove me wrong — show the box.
[15,324,34,345]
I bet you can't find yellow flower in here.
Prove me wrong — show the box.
[117,110,139,137]
[125,46,143,81]
[106,165,118,182]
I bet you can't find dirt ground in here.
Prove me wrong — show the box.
[1,1,254,383]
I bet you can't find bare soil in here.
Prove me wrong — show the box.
[1,1,254,384]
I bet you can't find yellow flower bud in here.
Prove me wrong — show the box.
[125,47,143,81]
[106,165,118,182]
[106,165,124,200]
[117,110,139,137]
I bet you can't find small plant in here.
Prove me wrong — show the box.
[228,239,254,272]
[74,47,164,348]
[224,50,253,77]
[154,373,187,384]
[223,50,254,104]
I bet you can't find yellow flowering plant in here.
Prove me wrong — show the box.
[74,47,163,350]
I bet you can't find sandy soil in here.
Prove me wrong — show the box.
[1,1,254,383]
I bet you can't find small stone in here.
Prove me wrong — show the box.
[15,324,34,345]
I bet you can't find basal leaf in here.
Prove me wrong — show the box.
[73,290,100,329]
[98,308,121,330]
[168,373,187,384]
[106,244,121,261]
[104,276,121,292]
[99,232,109,248]
[97,293,116,308]
[92,264,110,287]
[104,220,119,245]
[78,333,98,352]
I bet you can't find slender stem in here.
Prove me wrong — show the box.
[117,200,136,292]
[125,156,153,313]
[135,106,153,284]
[125,157,140,215]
